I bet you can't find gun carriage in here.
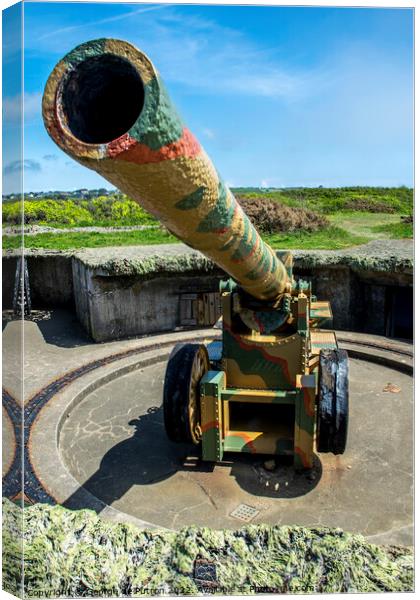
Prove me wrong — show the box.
[43,38,349,469]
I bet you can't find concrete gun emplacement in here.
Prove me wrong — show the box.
[43,38,349,469]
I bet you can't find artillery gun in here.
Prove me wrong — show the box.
[43,38,349,469]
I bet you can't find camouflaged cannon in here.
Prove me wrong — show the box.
[43,38,349,469]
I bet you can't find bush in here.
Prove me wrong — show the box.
[342,198,396,213]
[238,197,328,234]
[3,199,93,226]
[2,196,158,227]
[235,187,413,215]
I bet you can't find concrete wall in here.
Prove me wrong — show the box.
[3,253,74,309]
[72,257,222,341]
[2,244,413,342]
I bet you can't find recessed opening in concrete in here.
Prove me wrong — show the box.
[61,54,144,144]
[385,286,413,340]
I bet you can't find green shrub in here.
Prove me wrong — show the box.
[3,199,94,226]
[235,187,413,215]
[2,196,158,227]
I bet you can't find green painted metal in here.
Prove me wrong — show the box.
[221,389,298,402]
[200,371,224,462]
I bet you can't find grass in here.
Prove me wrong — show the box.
[3,226,368,251]
[14,221,159,230]
[3,228,177,250]
[370,221,413,239]
[264,227,369,250]
[327,212,405,240]
[3,188,412,251]
[236,186,413,214]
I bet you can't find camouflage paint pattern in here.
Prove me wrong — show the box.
[197,288,318,467]
[310,301,333,320]
[309,300,333,329]
[294,379,316,468]
[310,330,338,354]
[222,290,305,390]
[223,327,304,390]
[42,38,289,302]
[200,371,224,462]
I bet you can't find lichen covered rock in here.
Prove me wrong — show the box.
[2,498,413,596]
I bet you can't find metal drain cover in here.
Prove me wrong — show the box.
[230,503,260,523]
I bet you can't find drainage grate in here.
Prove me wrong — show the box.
[230,503,260,523]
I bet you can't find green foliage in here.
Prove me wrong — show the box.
[2,188,412,250]
[235,187,413,215]
[3,226,367,251]
[2,195,158,227]
[3,228,176,250]
[2,499,414,596]
[83,196,157,225]
[3,199,94,226]
[264,227,369,250]
[371,221,413,239]
[3,188,413,229]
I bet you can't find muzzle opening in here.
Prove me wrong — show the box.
[61,54,144,144]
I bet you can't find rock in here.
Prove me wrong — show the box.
[263,459,276,471]
[383,383,401,393]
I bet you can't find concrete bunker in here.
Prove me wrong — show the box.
[3,241,413,342]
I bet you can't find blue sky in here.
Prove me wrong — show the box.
[2,1,414,193]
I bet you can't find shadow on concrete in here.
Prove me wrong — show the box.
[63,406,321,515]
[34,309,93,348]
[230,454,323,499]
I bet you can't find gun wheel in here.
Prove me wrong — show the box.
[163,343,210,445]
[317,348,349,455]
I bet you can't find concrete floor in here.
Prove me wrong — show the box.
[2,310,413,546]
[60,357,413,544]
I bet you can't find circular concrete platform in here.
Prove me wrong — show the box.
[25,330,412,545]
[53,334,412,545]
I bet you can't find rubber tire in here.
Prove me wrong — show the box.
[317,348,349,455]
[163,343,210,444]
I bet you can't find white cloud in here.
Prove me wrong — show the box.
[3,92,42,123]
[3,159,41,175]
[202,128,215,140]
[143,14,312,99]
[26,6,321,101]
[38,4,168,40]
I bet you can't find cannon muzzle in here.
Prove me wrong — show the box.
[43,39,289,301]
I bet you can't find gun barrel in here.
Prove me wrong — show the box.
[42,39,289,301]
